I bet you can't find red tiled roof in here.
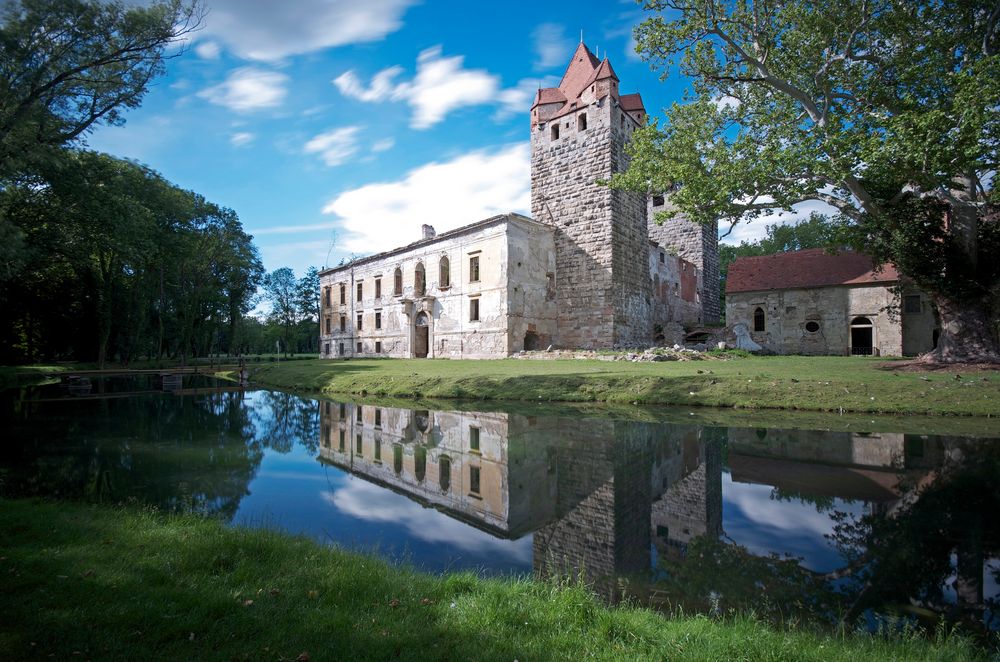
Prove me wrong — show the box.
[620,93,645,112]
[532,87,566,107]
[725,248,899,294]
[558,43,601,101]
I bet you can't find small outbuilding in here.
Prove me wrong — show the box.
[725,248,937,356]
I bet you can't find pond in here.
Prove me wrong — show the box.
[2,374,999,635]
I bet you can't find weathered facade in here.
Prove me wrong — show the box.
[726,249,937,356]
[319,214,557,359]
[318,44,719,358]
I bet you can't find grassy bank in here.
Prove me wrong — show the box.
[237,356,1000,417]
[0,500,985,661]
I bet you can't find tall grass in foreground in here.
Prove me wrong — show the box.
[0,499,988,661]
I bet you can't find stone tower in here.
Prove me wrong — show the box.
[530,44,652,348]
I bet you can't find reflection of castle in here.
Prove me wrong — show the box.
[317,402,724,596]
[317,402,983,607]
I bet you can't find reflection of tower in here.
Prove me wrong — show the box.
[531,419,655,599]
[651,427,724,555]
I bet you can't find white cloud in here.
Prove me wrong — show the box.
[325,480,533,561]
[371,137,395,153]
[194,41,221,60]
[532,23,573,70]
[334,46,539,129]
[719,199,839,245]
[333,66,405,102]
[322,143,531,253]
[230,131,255,147]
[198,67,289,112]
[304,126,362,166]
[398,46,498,128]
[199,0,418,61]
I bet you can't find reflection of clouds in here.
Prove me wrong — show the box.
[723,473,865,572]
[324,478,532,562]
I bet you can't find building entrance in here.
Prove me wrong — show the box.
[415,312,429,358]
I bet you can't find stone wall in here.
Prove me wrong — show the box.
[726,283,936,356]
[648,199,720,323]
[649,244,704,339]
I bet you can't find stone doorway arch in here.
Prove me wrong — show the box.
[414,311,430,358]
[850,316,874,355]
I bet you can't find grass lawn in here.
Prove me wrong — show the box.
[0,499,987,661]
[236,355,1000,417]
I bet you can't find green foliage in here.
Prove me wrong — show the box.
[0,499,986,661]
[0,151,263,364]
[0,0,200,174]
[612,0,1000,358]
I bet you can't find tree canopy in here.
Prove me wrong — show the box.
[0,0,200,173]
[612,0,1000,361]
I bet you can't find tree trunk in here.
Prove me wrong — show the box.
[924,294,1000,363]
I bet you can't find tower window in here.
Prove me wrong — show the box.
[577,113,587,131]
[356,282,363,302]
[323,287,331,307]
[324,318,331,334]
[753,307,766,332]
[356,341,362,353]
[469,297,480,322]
[393,267,402,295]
[551,124,559,140]
[375,278,381,299]
[339,342,344,355]
[469,255,480,282]
[339,283,346,305]
[357,314,363,330]
[340,315,346,332]
[375,311,382,329]
[375,341,382,354]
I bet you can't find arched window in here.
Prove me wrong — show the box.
[439,256,450,288]
[414,262,425,296]
[753,307,766,332]
[438,455,451,492]
[393,267,402,296]
[414,446,427,482]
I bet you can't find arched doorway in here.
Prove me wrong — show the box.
[850,316,874,355]
[414,312,429,358]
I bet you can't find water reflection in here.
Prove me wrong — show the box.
[2,376,998,634]
[318,402,1000,632]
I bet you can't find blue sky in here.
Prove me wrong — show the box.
[87,0,813,279]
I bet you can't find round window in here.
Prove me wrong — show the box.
[805,321,820,333]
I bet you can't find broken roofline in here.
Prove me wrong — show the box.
[319,213,546,276]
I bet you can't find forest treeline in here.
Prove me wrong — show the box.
[0,0,322,366]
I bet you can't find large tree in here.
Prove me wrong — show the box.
[0,0,200,172]
[612,0,1000,362]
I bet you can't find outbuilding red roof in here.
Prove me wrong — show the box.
[726,248,899,294]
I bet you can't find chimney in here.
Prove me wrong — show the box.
[421,224,436,240]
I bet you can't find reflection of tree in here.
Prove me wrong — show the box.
[1,383,264,519]
[770,488,837,514]
[828,442,1000,629]
[246,390,319,454]
[653,536,841,625]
